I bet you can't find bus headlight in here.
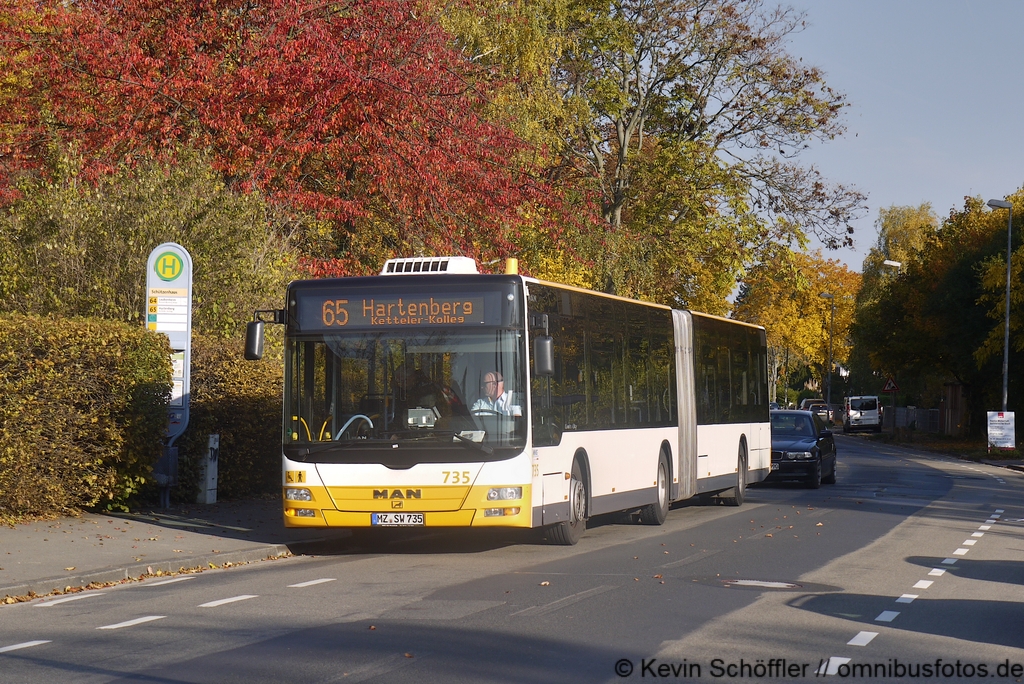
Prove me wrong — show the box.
[285,488,312,501]
[487,487,522,501]
[484,507,521,517]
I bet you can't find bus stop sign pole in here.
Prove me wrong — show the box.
[145,243,193,508]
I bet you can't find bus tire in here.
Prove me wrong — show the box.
[549,459,588,545]
[720,443,747,507]
[638,452,670,525]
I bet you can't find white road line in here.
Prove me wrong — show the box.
[847,631,878,646]
[145,576,196,587]
[928,568,946,576]
[817,657,851,675]
[914,580,934,589]
[941,558,957,565]
[991,514,1001,519]
[953,548,969,556]
[199,595,258,608]
[896,594,918,604]
[995,509,1004,513]
[875,610,900,622]
[36,593,105,607]
[97,616,166,630]
[0,640,51,654]
[986,519,997,524]
[288,578,336,588]
[971,532,984,537]
[980,525,992,530]
[963,540,977,546]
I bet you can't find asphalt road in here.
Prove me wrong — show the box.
[2,435,1022,683]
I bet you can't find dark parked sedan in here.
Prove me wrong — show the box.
[767,410,837,488]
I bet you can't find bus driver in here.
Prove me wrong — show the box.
[472,371,520,416]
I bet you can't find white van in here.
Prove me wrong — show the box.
[844,396,881,433]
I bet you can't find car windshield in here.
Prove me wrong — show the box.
[771,413,816,436]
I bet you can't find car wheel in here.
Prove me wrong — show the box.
[822,457,837,484]
[807,459,822,489]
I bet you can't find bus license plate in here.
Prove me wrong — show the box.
[770,463,779,471]
[371,513,424,526]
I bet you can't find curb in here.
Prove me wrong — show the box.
[0,544,293,600]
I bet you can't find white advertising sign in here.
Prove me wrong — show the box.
[987,411,1015,450]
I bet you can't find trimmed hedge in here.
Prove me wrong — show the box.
[176,335,282,502]
[0,315,171,523]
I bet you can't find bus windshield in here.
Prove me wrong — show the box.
[284,329,526,464]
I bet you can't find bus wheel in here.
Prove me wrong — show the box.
[720,444,747,507]
[638,452,669,525]
[550,460,587,545]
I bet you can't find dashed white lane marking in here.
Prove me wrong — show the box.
[953,548,969,556]
[972,532,984,537]
[963,540,977,546]
[986,519,997,524]
[36,593,105,607]
[896,594,918,604]
[995,509,1004,513]
[97,616,166,630]
[991,514,1002,519]
[928,569,945,577]
[818,657,851,675]
[980,525,992,530]
[145,576,196,587]
[914,580,934,589]
[848,632,878,646]
[199,595,258,608]
[0,640,51,654]
[875,610,900,622]
[288,578,336,588]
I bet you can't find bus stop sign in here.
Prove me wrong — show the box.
[146,243,193,444]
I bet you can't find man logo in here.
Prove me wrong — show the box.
[373,489,422,500]
[392,500,403,509]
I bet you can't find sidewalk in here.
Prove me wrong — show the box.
[1,498,351,601]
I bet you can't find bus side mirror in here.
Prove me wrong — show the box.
[245,320,265,360]
[534,336,554,377]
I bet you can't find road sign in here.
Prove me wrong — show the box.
[146,243,193,444]
[882,377,899,393]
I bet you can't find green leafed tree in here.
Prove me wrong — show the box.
[0,147,301,338]
[850,198,1011,425]
[550,0,865,307]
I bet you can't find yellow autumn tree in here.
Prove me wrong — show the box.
[734,249,861,401]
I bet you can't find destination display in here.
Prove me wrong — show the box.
[294,291,492,331]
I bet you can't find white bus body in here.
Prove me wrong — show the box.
[252,260,769,544]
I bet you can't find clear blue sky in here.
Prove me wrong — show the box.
[786,0,1024,272]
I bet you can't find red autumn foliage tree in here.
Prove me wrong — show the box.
[0,0,564,274]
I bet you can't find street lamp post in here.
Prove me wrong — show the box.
[819,292,835,411]
[987,199,1013,412]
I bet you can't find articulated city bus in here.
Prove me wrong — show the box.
[245,256,770,544]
